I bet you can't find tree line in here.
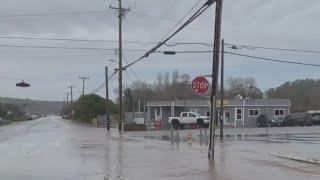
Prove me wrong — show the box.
[69,70,318,122]
[123,70,318,113]
[266,79,320,112]
[122,70,264,112]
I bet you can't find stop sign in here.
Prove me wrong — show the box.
[192,76,209,94]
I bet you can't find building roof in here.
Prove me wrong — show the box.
[146,98,291,107]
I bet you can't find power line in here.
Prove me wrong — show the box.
[162,50,320,67]
[90,75,117,94]
[224,43,320,54]
[0,10,109,18]
[123,55,141,82]
[0,76,23,80]
[224,51,320,67]
[160,0,204,41]
[0,44,152,52]
[163,41,320,55]
[88,70,117,94]
[165,42,212,47]
[122,0,214,70]
[0,36,151,44]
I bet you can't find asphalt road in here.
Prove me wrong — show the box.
[0,116,320,180]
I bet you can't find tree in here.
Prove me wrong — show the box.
[74,94,118,122]
[226,77,263,98]
[266,79,320,112]
[0,103,5,116]
[172,70,179,85]
[180,73,191,84]
[123,88,134,112]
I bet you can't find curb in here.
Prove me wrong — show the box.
[270,152,320,165]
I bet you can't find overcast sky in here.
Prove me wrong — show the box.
[0,0,320,101]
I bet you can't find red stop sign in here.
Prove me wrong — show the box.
[192,76,209,94]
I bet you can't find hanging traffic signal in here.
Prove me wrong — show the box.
[16,81,30,87]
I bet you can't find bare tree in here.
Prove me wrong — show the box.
[227,77,262,98]
[180,73,191,84]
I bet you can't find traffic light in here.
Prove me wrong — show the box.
[16,81,30,87]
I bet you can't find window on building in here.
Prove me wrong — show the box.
[249,109,260,117]
[236,108,242,120]
[274,109,285,116]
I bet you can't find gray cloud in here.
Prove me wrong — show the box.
[0,0,320,100]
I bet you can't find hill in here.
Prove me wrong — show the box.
[0,97,63,114]
[266,79,320,112]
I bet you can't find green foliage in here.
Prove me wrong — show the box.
[267,79,320,112]
[0,103,5,116]
[73,94,118,122]
[0,102,24,120]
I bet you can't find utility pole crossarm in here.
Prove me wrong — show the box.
[78,76,90,96]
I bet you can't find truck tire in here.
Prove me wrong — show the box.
[197,119,204,128]
[172,119,180,130]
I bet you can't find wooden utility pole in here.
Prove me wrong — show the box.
[67,86,75,119]
[208,0,223,159]
[110,0,130,132]
[62,97,66,114]
[65,93,69,111]
[220,39,225,138]
[78,76,90,96]
[105,66,110,130]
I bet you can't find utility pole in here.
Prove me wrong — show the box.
[220,39,225,138]
[78,76,90,96]
[65,93,69,113]
[62,97,65,115]
[208,0,223,159]
[67,86,75,119]
[110,0,130,132]
[105,66,110,130]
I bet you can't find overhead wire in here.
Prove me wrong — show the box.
[224,43,320,54]
[162,49,320,67]
[0,44,153,52]
[123,55,141,82]
[160,0,204,41]
[0,36,151,44]
[122,0,214,70]
[0,10,109,18]
[88,70,117,94]
[224,51,320,67]
[163,41,320,55]
[0,76,23,80]
[3,35,317,55]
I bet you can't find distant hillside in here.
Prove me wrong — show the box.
[267,79,320,112]
[0,97,63,114]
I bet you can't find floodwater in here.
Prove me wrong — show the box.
[0,116,319,180]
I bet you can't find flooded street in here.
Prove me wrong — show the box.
[0,116,320,180]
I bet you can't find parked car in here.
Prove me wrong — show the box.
[269,116,285,127]
[307,110,320,125]
[256,115,284,127]
[0,117,10,125]
[168,112,210,129]
[282,113,313,126]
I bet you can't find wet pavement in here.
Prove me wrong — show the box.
[0,116,320,180]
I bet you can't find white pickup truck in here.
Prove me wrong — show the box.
[168,112,210,129]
